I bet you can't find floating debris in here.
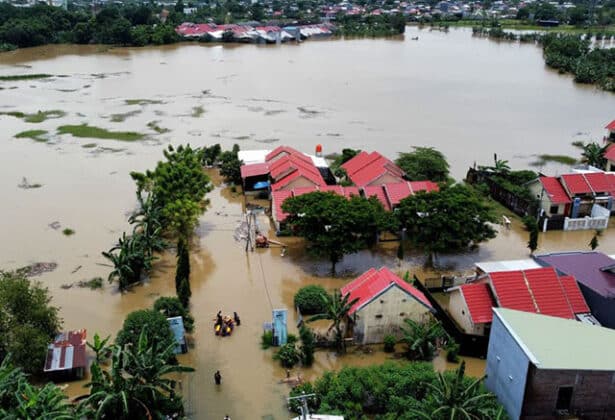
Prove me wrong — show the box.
[18,177,42,189]
[22,262,58,277]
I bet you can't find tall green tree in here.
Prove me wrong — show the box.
[0,271,61,374]
[115,309,175,354]
[307,290,359,353]
[283,192,390,273]
[396,147,450,182]
[219,144,243,185]
[394,185,497,264]
[130,144,211,240]
[175,238,191,307]
[590,229,603,250]
[129,191,167,258]
[524,216,539,255]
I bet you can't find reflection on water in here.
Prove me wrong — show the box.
[0,27,614,419]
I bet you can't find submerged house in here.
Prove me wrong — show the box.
[535,251,615,328]
[446,266,593,338]
[486,308,615,420]
[44,329,87,379]
[342,267,434,344]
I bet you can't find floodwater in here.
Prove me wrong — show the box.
[0,26,614,419]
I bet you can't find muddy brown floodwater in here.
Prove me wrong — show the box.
[1,26,614,419]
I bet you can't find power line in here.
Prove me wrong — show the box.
[257,249,274,311]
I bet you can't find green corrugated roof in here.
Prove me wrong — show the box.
[494,308,615,371]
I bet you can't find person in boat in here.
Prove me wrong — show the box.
[233,312,241,326]
[216,310,223,325]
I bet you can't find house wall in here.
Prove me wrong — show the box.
[607,159,615,172]
[447,290,486,336]
[578,283,615,328]
[353,285,431,345]
[522,366,615,419]
[485,313,530,420]
[277,176,318,191]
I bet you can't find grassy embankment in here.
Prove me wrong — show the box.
[57,124,145,141]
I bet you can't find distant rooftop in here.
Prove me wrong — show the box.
[237,149,327,168]
[494,308,615,371]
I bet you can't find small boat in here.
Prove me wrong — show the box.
[411,36,419,41]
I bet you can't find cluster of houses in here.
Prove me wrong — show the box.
[238,145,438,231]
[175,22,334,43]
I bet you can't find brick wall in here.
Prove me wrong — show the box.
[522,365,615,419]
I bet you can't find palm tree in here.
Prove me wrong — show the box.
[401,318,444,361]
[307,291,359,353]
[493,159,511,175]
[129,192,167,257]
[410,361,505,420]
[87,333,111,364]
[81,330,194,419]
[102,232,154,291]
[581,142,608,169]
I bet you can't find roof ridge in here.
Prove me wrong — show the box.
[556,272,577,317]
[521,270,540,313]
[581,172,596,195]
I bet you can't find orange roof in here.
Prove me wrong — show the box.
[559,275,591,314]
[523,267,574,319]
[489,271,538,313]
[539,176,571,204]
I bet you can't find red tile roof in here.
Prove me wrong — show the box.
[341,151,405,187]
[539,176,572,204]
[559,275,591,314]
[343,186,361,198]
[44,329,87,372]
[605,144,615,162]
[459,283,495,324]
[272,190,293,222]
[363,185,391,211]
[560,174,593,195]
[584,172,611,193]
[341,267,432,315]
[523,267,575,319]
[266,146,311,164]
[240,162,270,179]
[383,182,412,207]
[270,155,326,191]
[489,271,538,313]
[409,181,440,193]
[606,119,615,131]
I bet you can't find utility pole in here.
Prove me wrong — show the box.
[287,392,316,420]
[244,211,253,252]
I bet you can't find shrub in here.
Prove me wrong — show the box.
[299,325,315,367]
[116,309,175,356]
[261,330,273,349]
[274,342,300,368]
[383,335,396,353]
[294,285,328,315]
[446,341,460,363]
[153,296,195,333]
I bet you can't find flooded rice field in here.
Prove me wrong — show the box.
[1,26,615,419]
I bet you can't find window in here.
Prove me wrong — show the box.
[399,312,406,317]
[462,310,465,315]
[380,299,385,304]
[556,386,573,411]
[375,314,383,319]
[550,205,559,214]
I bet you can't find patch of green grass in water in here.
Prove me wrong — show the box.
[192,106,205,117]
[82,143,98,148]
[14,129,48,142]
[125,99,164,105]
[23,110,66,123]
[57,124,145,141]
[77,277,104,289]
[0,74,53,81]
[62,228,75,236]
[147,120,170,134]
[110,110,141,122]
[2,110,65,123]
[571,141,585,149]
[534,154,578,165]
